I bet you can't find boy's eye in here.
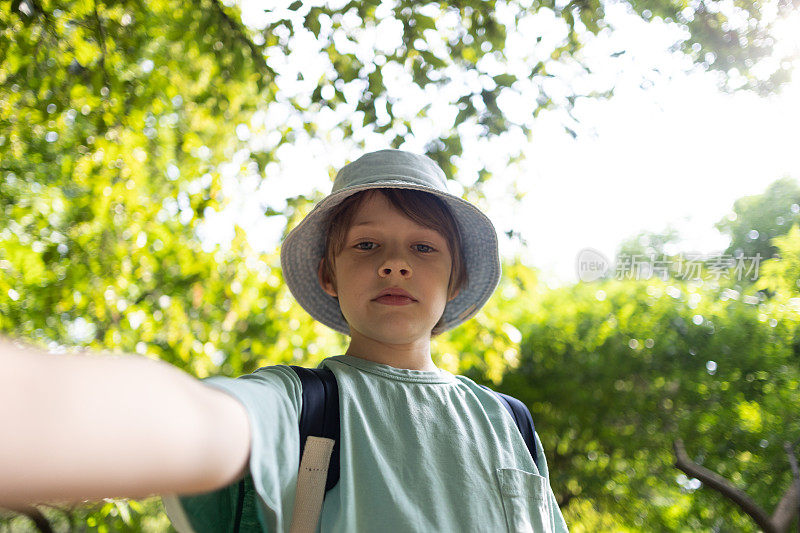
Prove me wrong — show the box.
[353,242,436,253]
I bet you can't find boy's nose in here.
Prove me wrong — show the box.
[378,258,412,278]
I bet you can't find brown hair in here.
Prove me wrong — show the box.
[319,188,468,335]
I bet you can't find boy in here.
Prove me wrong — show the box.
[0,149,568,532]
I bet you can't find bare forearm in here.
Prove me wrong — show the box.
[0,337,249,507]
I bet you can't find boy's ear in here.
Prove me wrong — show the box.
[318,258,338,298]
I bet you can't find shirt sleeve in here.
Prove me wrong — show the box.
[161,365,302,533]
[534,431,570,533]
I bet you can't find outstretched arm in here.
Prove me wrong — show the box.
[0,337,251,508]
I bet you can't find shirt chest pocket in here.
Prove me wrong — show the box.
[495,467,555,533]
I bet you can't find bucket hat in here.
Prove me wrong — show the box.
[279,149,501,334]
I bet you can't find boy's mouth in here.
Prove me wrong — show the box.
[373,287,417,304]
[373,295,416,305]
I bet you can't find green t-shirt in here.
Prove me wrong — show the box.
[162,355,568,532]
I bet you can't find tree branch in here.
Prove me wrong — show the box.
[207,0,273,82]
[92,2,111,91]
[673,439,775,533]
[772,478,800,533]
[774,442,800,532]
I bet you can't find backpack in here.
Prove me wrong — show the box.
[167,365,540,533]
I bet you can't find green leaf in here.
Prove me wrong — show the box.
[493,73,517,87]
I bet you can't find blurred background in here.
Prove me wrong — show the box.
[1,0,799,530]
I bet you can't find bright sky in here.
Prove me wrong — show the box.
[198,2,800,289]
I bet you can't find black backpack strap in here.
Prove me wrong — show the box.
[232,365,341,533]
[289,365,341,492]
[479,385,539,471]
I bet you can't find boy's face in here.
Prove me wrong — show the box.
[318,191,457,347]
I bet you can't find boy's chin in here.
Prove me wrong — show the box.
[348,322,435,346]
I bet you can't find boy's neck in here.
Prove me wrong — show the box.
[344,334,439,372]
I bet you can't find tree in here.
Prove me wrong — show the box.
[616,227,683,260]
[610,178,800,289]
[498,232,800,530]
[1,0,345,528]
[669,223,800,533]
[715,177,800,262]
[673,438,800,533]
[755,223,800,299]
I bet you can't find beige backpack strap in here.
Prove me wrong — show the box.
[289,436,335,533]
[161,494,197,533]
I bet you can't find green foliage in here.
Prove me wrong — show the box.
[496,245,800,530]
[0,0,343,528]
[247,0,794,182]
[756,223,800,299]
[624,0,796,94]
[434,257,544,383]
[611,184,800,289]
[0,496,172,532]
[616,226,682,260]
[715,177,800,262]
